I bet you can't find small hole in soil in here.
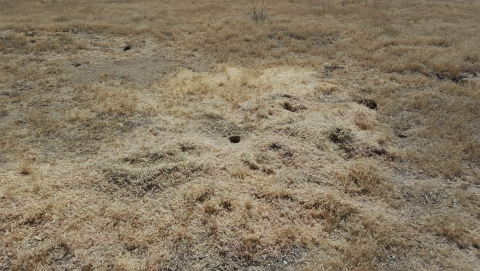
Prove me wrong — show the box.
[372,148,386,156]
[221,201,232,211]
[358,99,377,110]
[229,135,241,143]
[269,143,281,150]
[123,45,132,51]
[283,101,296,112]
[324,65,344,72]
[20,168,33,176]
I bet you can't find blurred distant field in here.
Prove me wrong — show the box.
[1,0,479,270]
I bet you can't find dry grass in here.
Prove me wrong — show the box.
[1,0,479,270]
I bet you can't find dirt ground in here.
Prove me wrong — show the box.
[1,0,479,270]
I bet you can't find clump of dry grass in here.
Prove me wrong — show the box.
[425,212,480,249]
[337,158,393,198]
[67,85,139,121]
[328,126,354,153]
[354,112,376,131]
[381,80,480,177]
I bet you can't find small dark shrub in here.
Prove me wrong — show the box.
[328,127,354,152]
[250,0,268,22]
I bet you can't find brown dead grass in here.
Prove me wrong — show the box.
[1,0,479,270]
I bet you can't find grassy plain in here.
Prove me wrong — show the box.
[0,0,479,270]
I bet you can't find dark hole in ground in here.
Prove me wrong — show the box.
[283,101,296,112]
[324,65,344,72]
[20,168,33,176]
[367,148,387,157]
[451,76,468,85]
[269,143,281,151]
[372,148,386,156]
[395,130,408,138]
[358,99,377,110]
[229,135,241,143]
[221,200,232,211]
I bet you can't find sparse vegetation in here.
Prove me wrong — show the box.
[328,126,354,153]
[1,0,479,270]
[249,0,268,22]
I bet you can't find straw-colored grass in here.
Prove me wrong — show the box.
[1,0,479,270]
